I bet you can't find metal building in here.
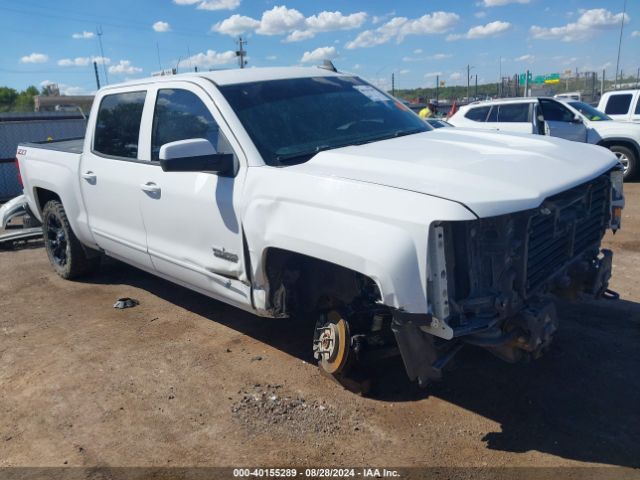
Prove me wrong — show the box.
[0,112,87,201]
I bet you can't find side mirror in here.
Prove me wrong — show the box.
[159,138,235,176]
[571,115,583,124]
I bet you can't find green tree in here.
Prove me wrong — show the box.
[0,87,19,112]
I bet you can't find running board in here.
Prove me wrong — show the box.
[0,227,43,246]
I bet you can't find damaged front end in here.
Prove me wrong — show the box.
[393,169,624,387]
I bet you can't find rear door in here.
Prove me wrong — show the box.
[489,102,535,134]
[539,98,587,142]
[602,93,633,121]
[79,88,154,270]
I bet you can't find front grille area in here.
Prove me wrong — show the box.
[525,175,611,292]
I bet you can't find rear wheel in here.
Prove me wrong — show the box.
[313,309,353,376]
[609,145,637,180]
[42,200,101,279]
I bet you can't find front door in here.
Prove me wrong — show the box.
[539,98,587,143]
[79,89,154,270]
[138,84,248,303]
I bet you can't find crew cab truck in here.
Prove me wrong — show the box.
[449,97,640,180]
[16,67,624,387]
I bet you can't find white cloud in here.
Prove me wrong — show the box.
[108,60,143,75]
[399,69,410,75]
[300,46,337,63]
[352,64,361,70]
[213,7,366,42]
[212,14,260,35]
[372,11,395,25]
[450,72,462,80]
[346,11,459,49]
[58,56,110,67]
[174,0,239,10]
[153,21,171,32]
[266,55,277,61]
[72,31,94,39]
[20,52,48,64]
[184,49,237,68]
[424,71,442,78]
[530,8,629,42]
[482,0,530,6]
[447,20,511,40]
[475,11,487,18]
[632,30,640,37]
[413,48,423,54]
[430,53,451,60]
[514,54,534,62]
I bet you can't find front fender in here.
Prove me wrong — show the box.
[243,167,476,314]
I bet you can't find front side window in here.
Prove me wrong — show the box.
[496,103,530,123]
[540,99,574,122]
[605,94,632,115]
[219,76,428,166]
[465,106,490,122]
[94,91,146,159]
[568,101,611,121]
[151,89,223,161]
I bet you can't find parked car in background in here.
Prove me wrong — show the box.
[16,67,624,388]
[449,97,639,179]
[597,89,640,123]
[554,92,582,101]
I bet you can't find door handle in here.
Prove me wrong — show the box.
[81,171,97,182]
[140,182,161,194]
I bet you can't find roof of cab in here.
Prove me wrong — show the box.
[103,66,347,91]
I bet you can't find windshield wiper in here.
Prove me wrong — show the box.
[276,144,337,164]
[353,128,426,145]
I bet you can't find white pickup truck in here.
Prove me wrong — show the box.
[16,67,625,387]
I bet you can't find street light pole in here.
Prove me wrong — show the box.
[614,0,627,89]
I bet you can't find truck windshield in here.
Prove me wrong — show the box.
[568,102,611,121]
[219,76,428,166]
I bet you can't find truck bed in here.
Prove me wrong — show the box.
[23,137,84,154]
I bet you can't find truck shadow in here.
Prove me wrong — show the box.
[89,258,640,469]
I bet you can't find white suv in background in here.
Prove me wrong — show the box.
[597,89,640,123]
[449,97,640,179]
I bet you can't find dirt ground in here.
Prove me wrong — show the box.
[1,184,639,476]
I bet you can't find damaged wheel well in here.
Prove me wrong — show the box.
[263,248,381,316]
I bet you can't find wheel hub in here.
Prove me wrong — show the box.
[614,152,629,174]
[313,311,351,375]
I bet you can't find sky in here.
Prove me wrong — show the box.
[1,0,639,95]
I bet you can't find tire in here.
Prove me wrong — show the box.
[609,145,637,181]
[42,200,101,279]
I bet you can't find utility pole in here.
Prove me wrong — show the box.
[391,73,395,97]
[636,67,639,88]
[93,61,101,90]
[499,56,502,97]
[601,69,606,96]
[524,69,530,98]
[236,37,247,69]
[466,64,470,100]
[435,75,439,104]
[96,26,108,85]
[615,0,627,89]
[474,74,478,98]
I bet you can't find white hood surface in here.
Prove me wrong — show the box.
[292,128,619,218]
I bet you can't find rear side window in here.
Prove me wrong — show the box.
[151,89,221,161]
[94,91,146,159]
[464,106,490,122]
[635,96,640,115]
[540,99,574,122]
[604,94,632,115]
[496,103,530,122]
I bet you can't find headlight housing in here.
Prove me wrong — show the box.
[610,167,624,231]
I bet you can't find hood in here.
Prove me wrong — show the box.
[290,129,618,218]
[587,120,640,140]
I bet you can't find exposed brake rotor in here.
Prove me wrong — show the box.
[313,310,351,375]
